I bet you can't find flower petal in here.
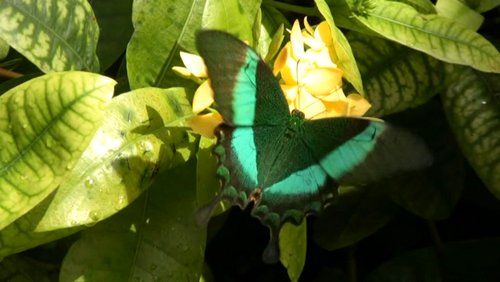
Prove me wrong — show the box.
[315,22,332,47]
[274,42,290,76]
[187,112,223,138]
[322,87,347,102]
[279,44,301,85]
[304,17,314,35]
[303,67,343,97]
[323,101,349,117]
[180,51,207,78]
[192,80,214,113]
[282,84,299,101]
[290,20,304,59]
[296,90,326,119]
[346,93,372,116]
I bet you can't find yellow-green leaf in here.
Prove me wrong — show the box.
[279,221,307,282]
[436,0,484,30]
[196,136,228,216]
[316,0,365,95]
[0,0,100,72]
[0,71,115,230]
[350,0,500,73]
[34,87,196,231]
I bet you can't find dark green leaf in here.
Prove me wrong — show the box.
[365,238,500,282]
[313,186,397,251]
[347,32,444,117]
[91,0,134,70]
[441,65,500,199]
[382,100,464,220]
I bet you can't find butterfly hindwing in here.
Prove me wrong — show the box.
[195,31,289,126]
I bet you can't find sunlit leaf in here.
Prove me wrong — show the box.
[279,221,307,282]
[316,0,365,95]
[0,72,115,230]
[127,0,205,89]
[436,0,484,31]
[35,87,196,231]
[202,0,260,46]
[60,160,206,282]
[196,136,227,216]
[0,0,100,72]
[349,0,500,73]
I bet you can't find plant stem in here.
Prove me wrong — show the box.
[427,220,448,281]
[0,67,22,78]
[347,245,357,282]
[262,0,318,17]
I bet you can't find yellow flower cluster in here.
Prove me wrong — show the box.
[273,18,370,119]
[174,18,371,138]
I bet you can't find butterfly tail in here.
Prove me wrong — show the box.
[262,227,280,264]
[195,192,224,227]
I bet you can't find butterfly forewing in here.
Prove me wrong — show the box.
[196,31,289,126]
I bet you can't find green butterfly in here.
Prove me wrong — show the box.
[195,30,432,263]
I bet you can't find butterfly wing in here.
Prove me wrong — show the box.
[196,30,289,126]
[301,118,433,185]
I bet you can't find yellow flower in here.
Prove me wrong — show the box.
[274,18,371,119]
[173,52,222,138]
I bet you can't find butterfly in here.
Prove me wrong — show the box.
[195,30,432,263]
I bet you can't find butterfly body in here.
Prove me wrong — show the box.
[195,30,432,263]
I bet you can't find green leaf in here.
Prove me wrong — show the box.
[279,221,307,282]
[91,0,134,70]
[0,254,58,281]
[196,136,228,216]
[436,0,484,31]
[316,0,365,95]
[0,38,8,59]
[365,238,500,282]
[0,0,100,72]
[126,0,205,89]
[260,6,289,62]
[60,160,206,282]
[202,0,260,45]
[326,0,379,36]
[0,71,115,230]
[34,87,196,231]
[464,0,500,13]
[313,186,397,251]
[441,66,500,199]
[347,32,444,117]
[349,0,500,73]
[0,215,80,259]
